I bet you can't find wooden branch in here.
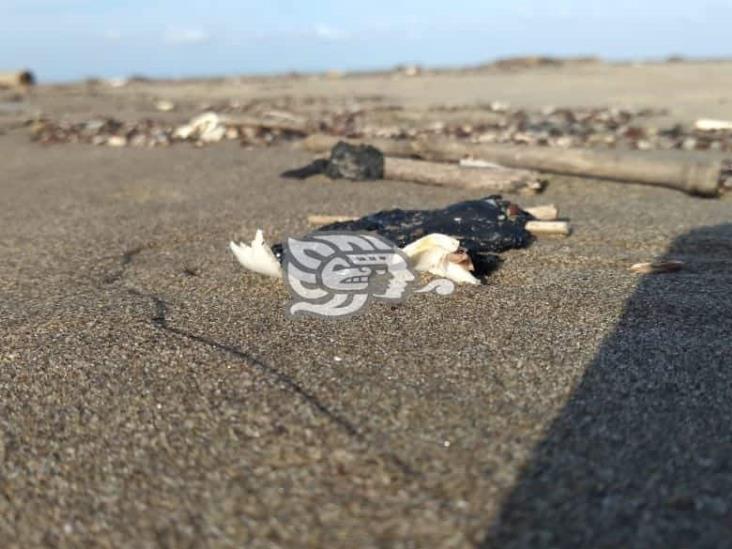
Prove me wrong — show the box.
[224,114,308,134]
[301,134,727,197]
[383,157,544,193]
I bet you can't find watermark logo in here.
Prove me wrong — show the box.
[284,232,453,318]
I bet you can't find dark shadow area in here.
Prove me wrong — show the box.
[483,224,732,548]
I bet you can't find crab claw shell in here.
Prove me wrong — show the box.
[229,229,282,278]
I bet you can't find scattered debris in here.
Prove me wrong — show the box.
[232,196,555,285]
[29,110,308,148]
[488,101,510,113]
[30,117,173,147]
[106,77,129,88]
[629,260,684,274]
[232,196,572,286]
[154,99,176,112]
[318,103,732,154]
[302,134,729,197]
[106,135,127,147]
[694,119,732,132]
[393,64,422,77]
[27,93,732,159]
[0,70,35,89]
[174,112,227,142]
[311,195,535,278]
[285,141,544,192]
[233,229,485,285]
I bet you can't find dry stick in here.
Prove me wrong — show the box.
[384,157,544,192]
[629,260,684,274]
[224,114,308,134]
[302,134,727,197]
[525,220,571,236]
[307,214,355,225]
[524,204,558,221]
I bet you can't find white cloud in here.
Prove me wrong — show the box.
[312,24,348,41]
[163,28,210,45]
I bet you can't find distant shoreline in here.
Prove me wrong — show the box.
[25,54,732,86]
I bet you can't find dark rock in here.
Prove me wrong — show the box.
[281,141,384,181]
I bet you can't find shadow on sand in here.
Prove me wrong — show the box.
[483,223,732,548]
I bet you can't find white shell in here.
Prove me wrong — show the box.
[174,112,227,142]
[403,233,480,285]
[694,118,732,131]
[229,230,282,278]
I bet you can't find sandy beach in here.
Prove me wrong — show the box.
[1,61,731,547]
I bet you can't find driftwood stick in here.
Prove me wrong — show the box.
[524,204,559,221]
[525,220,571,236]
[384,157,543,192]
[307,214,355,226]
[301,134,727,197]
[629,260,684,274]
[224,114,308,134]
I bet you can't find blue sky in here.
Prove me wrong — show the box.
[3,0,732,82]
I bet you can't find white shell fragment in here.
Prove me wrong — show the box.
[174,112,227,142]
[229,230,282,278]
[106,135,127,147]
[154,99,176,112]
[402,233,480,285]
[694,119,732,132]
